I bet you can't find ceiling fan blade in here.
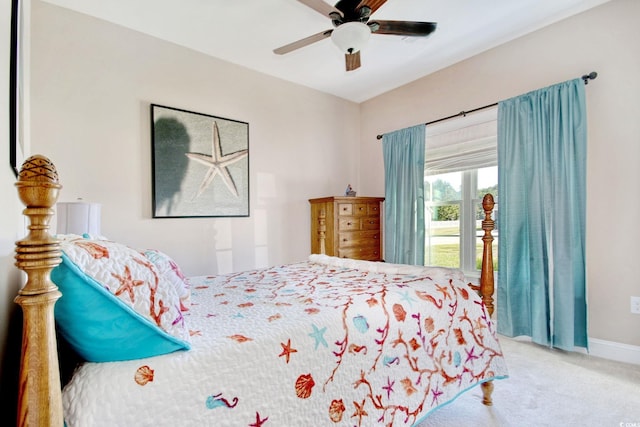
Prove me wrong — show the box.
[297,0,342,17]
[371,20,437,36]
[345,50,361,71]
[273,29,333,55]
[357,0,388,15]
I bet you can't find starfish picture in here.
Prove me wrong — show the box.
[186,121,248,199]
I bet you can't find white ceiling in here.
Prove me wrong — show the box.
[41,0,610,103]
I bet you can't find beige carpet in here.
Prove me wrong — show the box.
[416,335,640,427]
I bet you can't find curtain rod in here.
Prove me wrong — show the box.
[376,71,598,140]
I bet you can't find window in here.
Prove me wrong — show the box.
[424,108,498,277]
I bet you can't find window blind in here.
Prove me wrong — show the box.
[425,108,497,175]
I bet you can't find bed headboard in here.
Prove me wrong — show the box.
[14,155,64,426]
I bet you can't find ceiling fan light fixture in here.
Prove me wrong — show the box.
[331,22,371,54]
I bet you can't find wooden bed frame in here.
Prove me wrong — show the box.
[12,154,496,426]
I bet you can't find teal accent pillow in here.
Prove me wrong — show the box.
[51,237,191,362]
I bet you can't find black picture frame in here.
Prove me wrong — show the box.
[151,104,250,218]
[9,0,21,177]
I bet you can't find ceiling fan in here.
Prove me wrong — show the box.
[273,0,437,71]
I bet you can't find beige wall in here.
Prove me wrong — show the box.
[360,0,640,348]
[29,0,362,277]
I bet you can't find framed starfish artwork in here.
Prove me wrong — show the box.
[151,104,249,218]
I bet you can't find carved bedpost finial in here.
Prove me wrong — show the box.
[480,194,495,317]
[15,154,62,293]
[14,154,64,427]
[16,154,60,202]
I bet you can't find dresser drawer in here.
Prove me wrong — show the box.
[353,203,369,216]
[367,203,381,216]
[338,217,360,231]
[338,230,381,248]
[361,217,380,230]
[338,246,382,261]
[337,203,353,216]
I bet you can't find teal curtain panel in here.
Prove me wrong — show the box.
[497,78,588,351]
[382,124,426,265]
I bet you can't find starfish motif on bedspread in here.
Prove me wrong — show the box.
[112,265,145,302]
[474,318,488,331]
[435,284,451,300]
[249,412,268,427]
[465,346,479,363]
[382,377,395,399]
[186,121,248,199]
[351,400,368,424]
[278,339,298,363]
[431,386,444,405]
[308,324,328,349]
[399,290,417,306]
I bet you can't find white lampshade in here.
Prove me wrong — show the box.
[331,22,371,53]
[56,202,102,236]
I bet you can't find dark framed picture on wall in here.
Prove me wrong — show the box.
[151,104,249,218]
[9,0,24,177]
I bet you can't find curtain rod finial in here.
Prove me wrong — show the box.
[582,71,597,84]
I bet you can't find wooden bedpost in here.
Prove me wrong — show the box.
[479,193,495,406]
[480,194,495,317]
[14,155,64,427]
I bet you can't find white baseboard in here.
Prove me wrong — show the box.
[588,337,640,365]
[503,334,640,365]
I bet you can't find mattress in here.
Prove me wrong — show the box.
[62,255,508,426]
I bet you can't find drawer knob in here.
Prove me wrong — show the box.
[347,222,352,226]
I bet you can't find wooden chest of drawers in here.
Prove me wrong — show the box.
[309,196,384,261]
